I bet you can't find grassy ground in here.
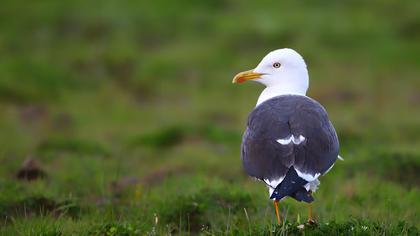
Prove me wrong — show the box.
[0,0,419,235]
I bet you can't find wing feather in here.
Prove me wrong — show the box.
[241,95,339,182]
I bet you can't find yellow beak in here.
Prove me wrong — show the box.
[232,70,264,84]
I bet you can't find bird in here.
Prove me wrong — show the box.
[232,48,340,225]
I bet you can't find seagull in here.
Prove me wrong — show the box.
[232,48,340,224]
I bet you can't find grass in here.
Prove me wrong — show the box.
[0,0,419,235]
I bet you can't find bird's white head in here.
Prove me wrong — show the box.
[233,48,309,105]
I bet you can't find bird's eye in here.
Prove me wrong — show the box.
[273,62,281,68]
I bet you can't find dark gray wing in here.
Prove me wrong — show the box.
[241,95,339,182]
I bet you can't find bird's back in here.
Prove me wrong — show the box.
[241,95,339,193]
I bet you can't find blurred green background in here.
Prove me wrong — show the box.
[0,0,419,235]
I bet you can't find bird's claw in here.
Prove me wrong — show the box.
[307,219,317,226]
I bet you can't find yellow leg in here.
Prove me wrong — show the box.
[274,200,281,225]
[308,203,314,224]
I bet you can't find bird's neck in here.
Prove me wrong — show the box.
[256,85,308,106]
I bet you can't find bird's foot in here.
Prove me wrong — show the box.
[306,219,317,226]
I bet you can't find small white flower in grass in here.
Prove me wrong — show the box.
[297,224,305,230]
[362,225,368,231]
